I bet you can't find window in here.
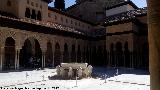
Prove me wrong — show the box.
[25,8,31,18]
[37,11,42,21]
[7,0,11,6]
[31,9,36,20]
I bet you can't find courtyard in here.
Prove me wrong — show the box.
[0,68,150,90]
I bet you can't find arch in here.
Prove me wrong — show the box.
[45,42,53,67]
[63,43,69,63]
[86,46,89,64]
[19,38,42,69]
[92,46,97,65]
[97,46,103,66]
[37,11,42,21]
[82,46,86,63]
[115,42,123,67]
[77,45,81,63]
[71,44,76,62]
[124,42,130,68]
[21,36,42,48]
[110,43,115,67]
[25,8,30,18]
[31,9,36,20]
[142,42,149,69]
[4,37,15,70]
[54,42,61,66]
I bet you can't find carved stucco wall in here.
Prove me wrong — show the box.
[0,26,88,53]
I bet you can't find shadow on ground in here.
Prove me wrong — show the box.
[91,67,149,80]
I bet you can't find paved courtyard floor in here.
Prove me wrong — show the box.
[0,68,150,90]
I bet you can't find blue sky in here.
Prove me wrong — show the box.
[49,0,147,8]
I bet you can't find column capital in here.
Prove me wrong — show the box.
[41,47,47,53]
[15,47,22,50]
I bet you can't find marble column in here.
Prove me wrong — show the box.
[52,51,55,67]
[16,48,21,70]
[61,50,64,63]
[148,0,160,90]
[41,51,46,68]
[15,49,17,70]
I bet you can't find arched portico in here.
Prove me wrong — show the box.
[77,45,81,63]
[54,42,61,67]
[4,37,15,70]
[45,42,53,67]
[63,43,69,63]
[19,38,42,69]
[71,44,76,62]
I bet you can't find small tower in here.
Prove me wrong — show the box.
[54,0,65,10]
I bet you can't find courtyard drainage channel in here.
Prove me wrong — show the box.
[107,79,150,86]
[1,80,47,88]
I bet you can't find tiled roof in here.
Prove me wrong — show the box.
[106,0,138,10]
[0,14,85,35]
[104,7,147,24]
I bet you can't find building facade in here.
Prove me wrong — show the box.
[0,0,148,71]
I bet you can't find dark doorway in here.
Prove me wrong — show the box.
[37,11,42,21]
[115,42,123,67]
[45,42,53,67]
[63,43,69,63]
[77,45,81,63]
[25,8,30,18]
[124,42,130,68]
[19,38,42,69]
[4,37,15,70]
[71,44,76,62]
[54,43,61,67]
[97,46,103,66]
[86,47,89,64]
[31,9,36,20]
[110,43,115,67]
[142,42,149,69]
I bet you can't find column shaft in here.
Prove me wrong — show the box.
[148,0,160,90]
[42,53,44,68]
[15,50,18,70]
[17,49,20,69]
